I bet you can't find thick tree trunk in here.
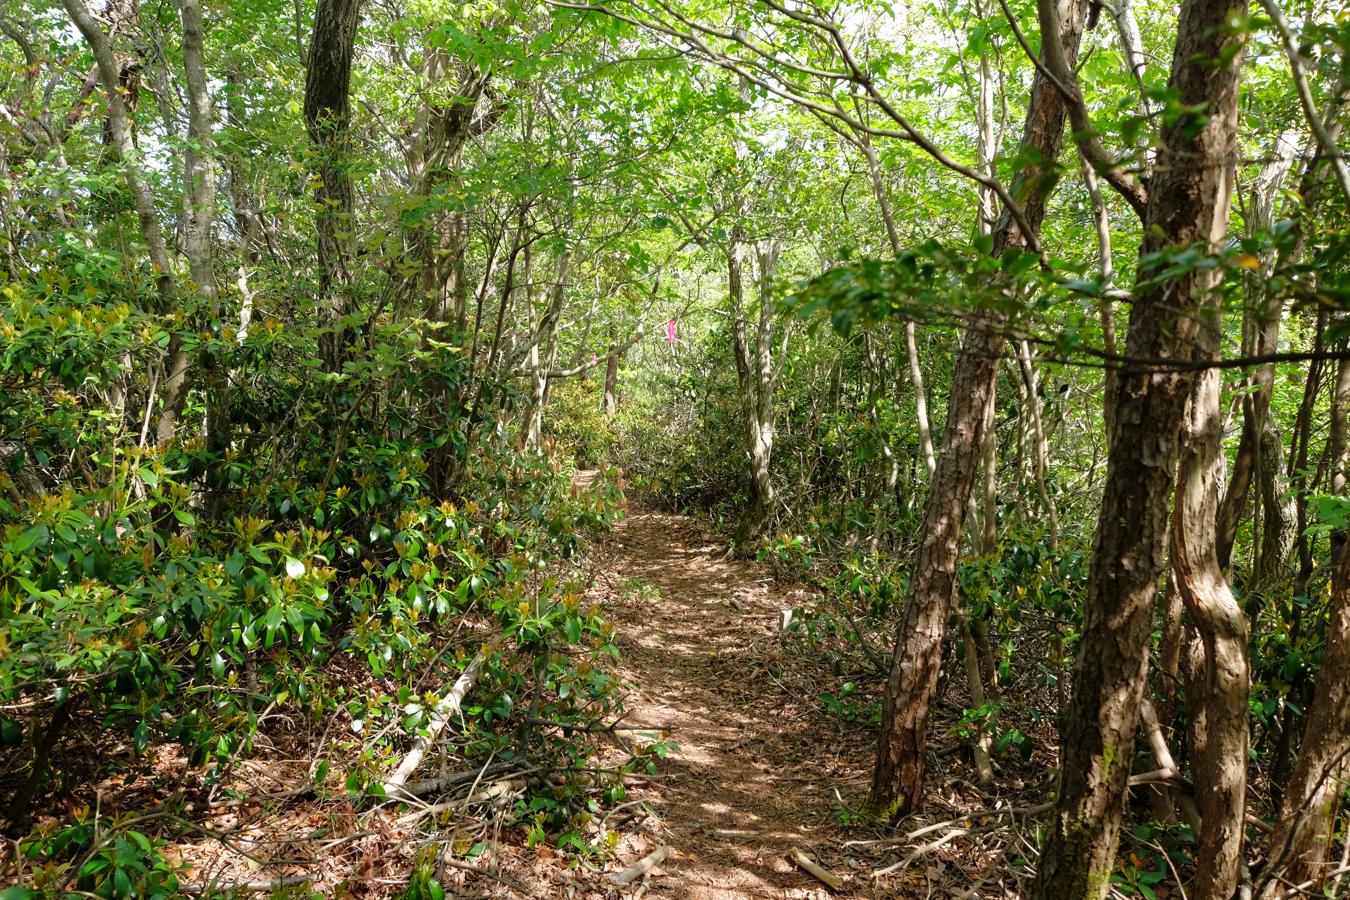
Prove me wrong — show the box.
[868,0,1087,819]
[1031,0,1245,893]
[304,0,360,371]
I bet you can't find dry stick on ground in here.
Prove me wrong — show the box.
[789,848,844,891]
[609,845,671,885]
[180,875,315,895]
[843,801,1055,847]
[381,646,491,800]
[440,855,530,892]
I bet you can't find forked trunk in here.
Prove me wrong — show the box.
[1031,0,1245,892]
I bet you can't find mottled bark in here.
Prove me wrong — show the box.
[1031,0,1245,893]
[731,238,780,543]
[868,0,1088,819]
[162,0,219,452]
[1174,367,1251,899]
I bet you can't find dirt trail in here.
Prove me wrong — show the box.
[594,507,866,899]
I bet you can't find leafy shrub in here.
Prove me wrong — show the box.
[544,378,616,466]
[0,268,629,874]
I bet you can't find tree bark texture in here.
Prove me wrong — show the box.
[304,0,360,370]
[1031,0,1245,893]
[867,0,1088,819]
[731,238,780,543]
[1174,366,1251,899]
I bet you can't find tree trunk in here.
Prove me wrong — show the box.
[868,0,1087,820]
[603,326,620,416]
[858,130,936,478]
[1216,130,1301,571]
[408,49,490,324]
[304,0,361,371]
[1260,356,1350,898]
[523,252,572,451]
[62,0,181,443]
[731,238,780,543]
[1173,366,1251,899]
[1031,0,1245,893]
[1256,420,1297,588]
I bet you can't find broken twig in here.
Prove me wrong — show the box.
[609,845,671,885]
[790,848,844,891]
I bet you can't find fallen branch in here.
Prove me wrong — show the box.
[393,778,524,826]
[790,848,844,891]
[442,856,529,892]
[397,760,531,799]
[180,875,313,895]
[382,646,490,800]
[843,801,1053,847]
[609,845,671,886]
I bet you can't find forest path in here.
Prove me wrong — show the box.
[589,497,865,898]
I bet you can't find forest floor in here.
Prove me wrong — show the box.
[584,504,872,898]
[569,488,1049,899]
[4,483,1048,898]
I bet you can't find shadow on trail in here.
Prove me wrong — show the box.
[596,508,870,899]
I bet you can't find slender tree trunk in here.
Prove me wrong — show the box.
[868,0,1088,819]
[225,63,263,342]
[62,0,181,444]
[304,0,360,372]
[523,251,572,451]
[1173,365,1251,899]
[1031,0,1245,892]
[173,0,228,498]
[1217,131,1301,571]
[603,325,620,416]
[858,132,936,478]
[1260,356,1350,898]
[731,237,780,543]
[1017,340,1058,546]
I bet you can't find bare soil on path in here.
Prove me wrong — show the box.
[591,507,875,899]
